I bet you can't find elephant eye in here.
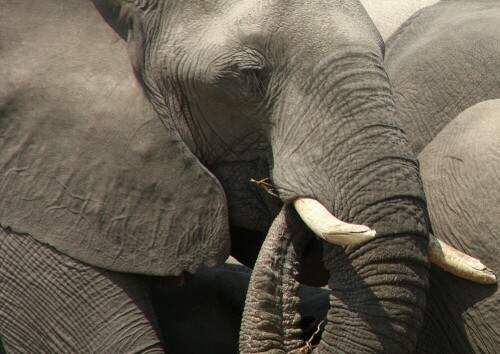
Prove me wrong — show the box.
[239,66,271,98]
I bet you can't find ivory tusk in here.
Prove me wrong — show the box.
[429,234,497,285]
[293,198,496,284]
[293,197,376,246]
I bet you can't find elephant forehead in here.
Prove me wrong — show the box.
[150,0,382,65]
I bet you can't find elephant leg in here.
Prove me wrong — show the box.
[0,227,164,353]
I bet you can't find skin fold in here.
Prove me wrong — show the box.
[1,0,436,352]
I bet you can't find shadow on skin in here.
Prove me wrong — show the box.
[152,263,329,354]
[418,266,498,353]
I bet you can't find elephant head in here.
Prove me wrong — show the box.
[90,0,489,352]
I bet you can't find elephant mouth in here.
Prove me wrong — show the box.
[292,197,496,284]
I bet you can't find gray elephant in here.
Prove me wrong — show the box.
[415,99,500,353]
[0,0,490,353]
[385,0,500,156]
[158,3,500,352]
[242,1,499,352]
[154,100,499,354]
[384,2,500,351]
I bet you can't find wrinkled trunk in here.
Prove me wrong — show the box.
[239,206,311,353]
[318,225,428,352]
[240,52,430,353]
[241,203,429,353]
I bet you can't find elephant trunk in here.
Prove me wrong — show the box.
[243,53,430,352]
[239,206,310,353]
[285,117,429,352]
[317,220,429,352]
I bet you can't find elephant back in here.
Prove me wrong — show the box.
[386,0,500,155]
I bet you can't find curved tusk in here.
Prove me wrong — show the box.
[429,234,497,285]
[294,197,495,284]
[293,197,376,246]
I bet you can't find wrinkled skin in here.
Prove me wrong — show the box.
[153,102,498,353]
[416,100,499,353]
[0,0,431,352]
[385,0,500,156]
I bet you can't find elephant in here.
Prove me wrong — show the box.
[415,99,500,353]
[384,2,500,351]
[384,0,500,156]
[0,0,491,352]
[151,101,499,354]
[242,1,499,352]
[159,3,500,352]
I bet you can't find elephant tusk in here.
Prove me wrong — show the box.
[293,198,496,284]
[429,234,497,285]
[293,197,376,246]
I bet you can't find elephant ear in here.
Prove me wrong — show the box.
[0,0,229,276]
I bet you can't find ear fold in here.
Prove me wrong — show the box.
[92,0,155,102]
[91,0,131,40]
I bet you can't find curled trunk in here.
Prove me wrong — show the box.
[239,206,311,353]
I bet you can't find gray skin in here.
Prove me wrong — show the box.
[385,0,500,156]
[151,101,499,354]
[0,0,431,352]
[416,99,499,353]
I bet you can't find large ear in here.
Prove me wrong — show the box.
[0,0,229,276]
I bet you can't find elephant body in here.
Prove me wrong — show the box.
[416,100,500,353]
[385,0,500,155]
[4,0,491,352]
